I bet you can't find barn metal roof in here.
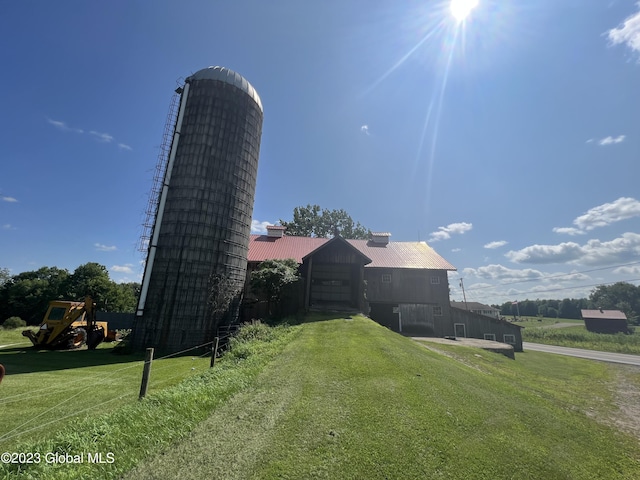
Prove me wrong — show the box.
[247,235,456,271]
[581,309,627,320]
[247,235,327,264]
[187,66,263,112]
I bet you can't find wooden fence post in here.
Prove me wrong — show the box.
[210,337,219,368]
[139,347,154,400]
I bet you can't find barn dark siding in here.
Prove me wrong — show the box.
[365,268,450,305]
[449,307,523,352]
[584,318,629,334]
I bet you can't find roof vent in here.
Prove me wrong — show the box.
[266,225,286,238]
[370,232,391,245]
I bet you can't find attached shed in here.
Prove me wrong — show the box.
[581,309,628,334]
[449,307,523,352]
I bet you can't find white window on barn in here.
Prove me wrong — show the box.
[484,333,496,341]
[503,334,516,345]
[430,276,440,284]
[433,306,443,316]
[381,274,392,283]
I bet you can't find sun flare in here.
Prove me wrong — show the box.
[450,0,479,22]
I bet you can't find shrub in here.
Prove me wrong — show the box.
[2,316,27,329]
[227,321,287,360]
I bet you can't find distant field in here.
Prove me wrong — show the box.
[512,316,584,328]
[509,317,640,355]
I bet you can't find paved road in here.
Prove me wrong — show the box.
[524,342,640,367]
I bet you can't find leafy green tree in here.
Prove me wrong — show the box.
[0,266,70,323]
[109,282,140,313]
[64,262,114,309]
[558,298,581,319]
[250,259,300,316]
[589,282,640,324]
[520,300,537,317]
[280,204,369,239]
[0,267,10,287]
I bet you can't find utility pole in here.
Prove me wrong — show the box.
[459,278,468,310]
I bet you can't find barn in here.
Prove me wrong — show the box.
[243,227,522,350]
[581,309,629,334]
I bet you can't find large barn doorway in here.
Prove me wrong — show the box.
[310,264,352,305]
[302,236,371,312]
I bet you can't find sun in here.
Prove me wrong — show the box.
[450,0,479,22]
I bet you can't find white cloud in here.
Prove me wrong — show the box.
[579,233,640,266]
[598,135,625,146]
[111,264,134,274]
[47,118,130,149]
[428,222,472,242]
[573,197,640,231]
[251,220,272,234]
[2,224,15,230]
[95,243,117,252]
[505,232,640,266]
[553,197,640,236]
[360,125,370,135]
[505,242,584,264]
[47,118,83,133]
[608,6,640,56]
[484,240,507,249]
[90,130,114,143]
[463,264,544,281]
[1,196,17,203]
[613,265,640,276]
[552,227,585,236]
[451,248,461,252]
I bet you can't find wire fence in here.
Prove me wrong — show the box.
[0,324,241,447]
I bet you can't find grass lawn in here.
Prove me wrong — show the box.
[0,328,214,451]
[3,316,640,479]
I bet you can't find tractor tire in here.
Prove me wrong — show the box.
[87,327,105,350]
[67,328,87,349]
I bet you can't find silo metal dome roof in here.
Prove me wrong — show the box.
[187,66,263,112]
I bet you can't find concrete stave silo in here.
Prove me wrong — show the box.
[133,66,263,353]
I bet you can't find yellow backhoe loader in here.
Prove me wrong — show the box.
[22,296,116,350]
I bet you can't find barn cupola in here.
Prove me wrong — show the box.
[370,232,391,245]
[266,225,286,238]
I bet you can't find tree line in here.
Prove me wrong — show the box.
[494,282,640,325]
[0,263,140,325]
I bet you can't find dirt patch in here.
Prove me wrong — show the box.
[608,365,640,440]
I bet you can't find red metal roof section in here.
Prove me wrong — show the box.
[581,309,627,320]
[248,235,327,263]
[248,235,456,270]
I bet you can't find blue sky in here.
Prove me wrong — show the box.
[1,0,639,306]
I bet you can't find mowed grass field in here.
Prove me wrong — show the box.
[0,328,213,452]
[3,315,639,479]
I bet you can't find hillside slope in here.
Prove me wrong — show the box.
[126,316,640,480]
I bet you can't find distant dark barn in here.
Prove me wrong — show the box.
[581,309,628,334]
